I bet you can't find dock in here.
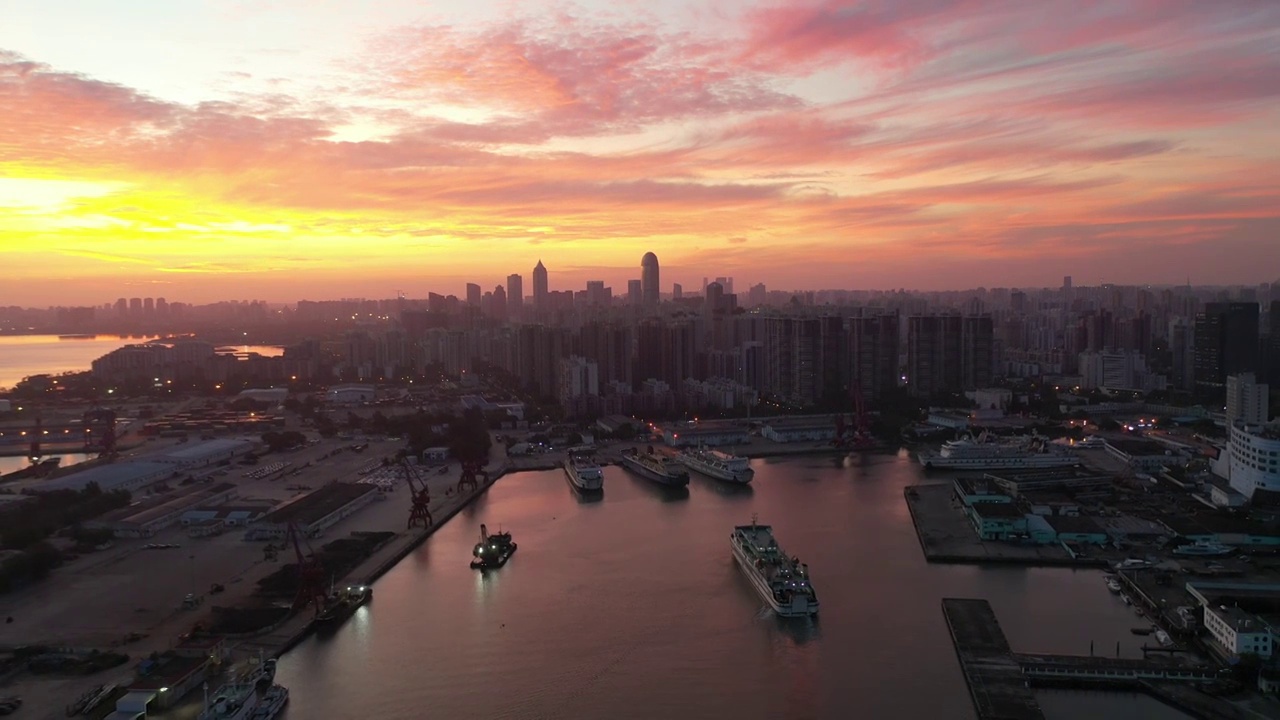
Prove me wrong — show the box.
[908,484,1105,567]
[941,598,1046,720]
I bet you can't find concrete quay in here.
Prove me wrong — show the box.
[906,483,1105,567]
[941,598,1045,720]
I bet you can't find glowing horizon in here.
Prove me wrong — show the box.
[2,1,1279,305]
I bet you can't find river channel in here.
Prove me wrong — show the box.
[275,451,1194,719]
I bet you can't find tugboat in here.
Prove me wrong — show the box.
[470,524,517,570]
[314,583,372,632]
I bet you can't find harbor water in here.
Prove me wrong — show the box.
[0,335,158,390]
[275,452,1194,720]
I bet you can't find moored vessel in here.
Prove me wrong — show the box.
[471,524,517,569]
[680,447,753,483]
[619,447,689,487]
[314,584,371,631]
[564,452,604,491]
[197,658,279,720]
[917,432,1078,470]
[730,516,817,617]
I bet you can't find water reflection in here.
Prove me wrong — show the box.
[692,475,754,498]
[774,616,821,646]
[620,470,690,502]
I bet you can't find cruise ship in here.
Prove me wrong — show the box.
[917,432,1078,471]
[198,658,287,720]
[563,453,604,491]
[731,517,817,617]
[680,447,754,483]
[619,447,689,487]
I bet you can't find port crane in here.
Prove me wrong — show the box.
[285,520,327,616]
[457,460,486,494]
[398,455,433,529]
[833,376,877,451]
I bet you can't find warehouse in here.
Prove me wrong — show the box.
[148,438,256,468]
[761,417,838,444]
[180,503,273,527]
[244,482,381,540]
[91,483,237,538]
[659,420,750,448]
[983,468,1113,498]
[33,461,175,494]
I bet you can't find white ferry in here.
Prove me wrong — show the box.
[680,447,754,483]
[917,432,1078,471]
[563,453,604,491]
[731,517,817,617]
[619,447,689,487]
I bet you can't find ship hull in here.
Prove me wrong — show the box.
[619,455,689,487]
[730,537,817,618]
[682,456,753,483]
[471,544,517,570]
[314,589,371,632]
[564,460,604,491]
[916,452,1078,471]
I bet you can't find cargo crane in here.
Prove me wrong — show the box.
[457,460,486,494]
[399,456,433,529]
[285,521,327,616]
[833,377,878,451]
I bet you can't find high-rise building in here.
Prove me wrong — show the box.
[672,283,683,300]
[533,260,548,311]
[129,298,142,316]
[115,298,128,317]
[466,283,482,307]
[641,252,659,308]
[747,283,767,308]
[1169,319,1195,390]
[155,297,168,317]
[558,355,600,407]
[1226,373,1269,425]
[627,279,643,306]
[143,297,155,316]
[492,285,507,320]
[849,314,900,400]
[1195,302,1260,402]
[906,315,993,397]
[506,274,523,317]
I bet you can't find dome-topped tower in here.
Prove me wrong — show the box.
[641,252,659,308]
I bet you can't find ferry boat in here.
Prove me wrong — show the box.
[1172,541,1234,557]
[471,524,517,570]
[314,584,371,631]
[197,658,280,720]
[563,453,604,491]
[917,432,1078,471]
[619,447,689,487]
[680,447,754,483]
[730,516,817,617]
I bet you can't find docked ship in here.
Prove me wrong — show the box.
[619,447,689,487]
[471,524,517,569]
[680,447,753,483]
[917,432,1078,471]
[730,516,818,617]
[314,584,372,631]
[564,452,604,491]
[198,658,286,720]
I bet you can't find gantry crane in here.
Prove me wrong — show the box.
[285,520,327,616]
[398,455,433,529]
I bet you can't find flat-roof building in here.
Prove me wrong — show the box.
[148,438,256,468]
[659,420,749,448]
[33,461,175,494]
[245,482,381,540]
[90,483,237,538]
[982,468,1113,497]
[761,417,838,444]
[1204,605,1275,660]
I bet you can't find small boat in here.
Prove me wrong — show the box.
[1120,594,1132,606]
[471,524,517,570]
[1155,630,1173,647]
[1130,627,1154,635]
[1106,578,1122,594]
[1135,607,1145,617]
[1173,541,1234,557]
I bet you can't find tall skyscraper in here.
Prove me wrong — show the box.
[1195,302,1259,401]
[533,260,548,310]
[492,285,507,320]
[507,274,523,317]
[627,279,643,305]
[672,283,683,300]
[466,283,482,307]
[641,252,659,307]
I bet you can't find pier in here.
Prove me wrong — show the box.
[941,598,1046,720]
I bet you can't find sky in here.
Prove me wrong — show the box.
[1,0,1279,306]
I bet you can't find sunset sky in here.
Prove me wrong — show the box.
[2,0,1279,305]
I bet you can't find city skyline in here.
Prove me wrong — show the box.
[3,1,1280,306]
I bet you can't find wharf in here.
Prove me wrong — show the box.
[941,598,1045,720]
[906,484,1105,567]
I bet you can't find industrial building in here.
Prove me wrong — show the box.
[326,384,376,404]
[659,420,750,448]
[1203,605,1274,660]
[237,387,289,405]
[760,417,838,444]
[180,503,273,528]
[33,461,176,494]
[244,482,381,540]
[89,483,236,538]
[1104,438,1185,472]
[982,468,1113,497]
[149,438,256,468]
